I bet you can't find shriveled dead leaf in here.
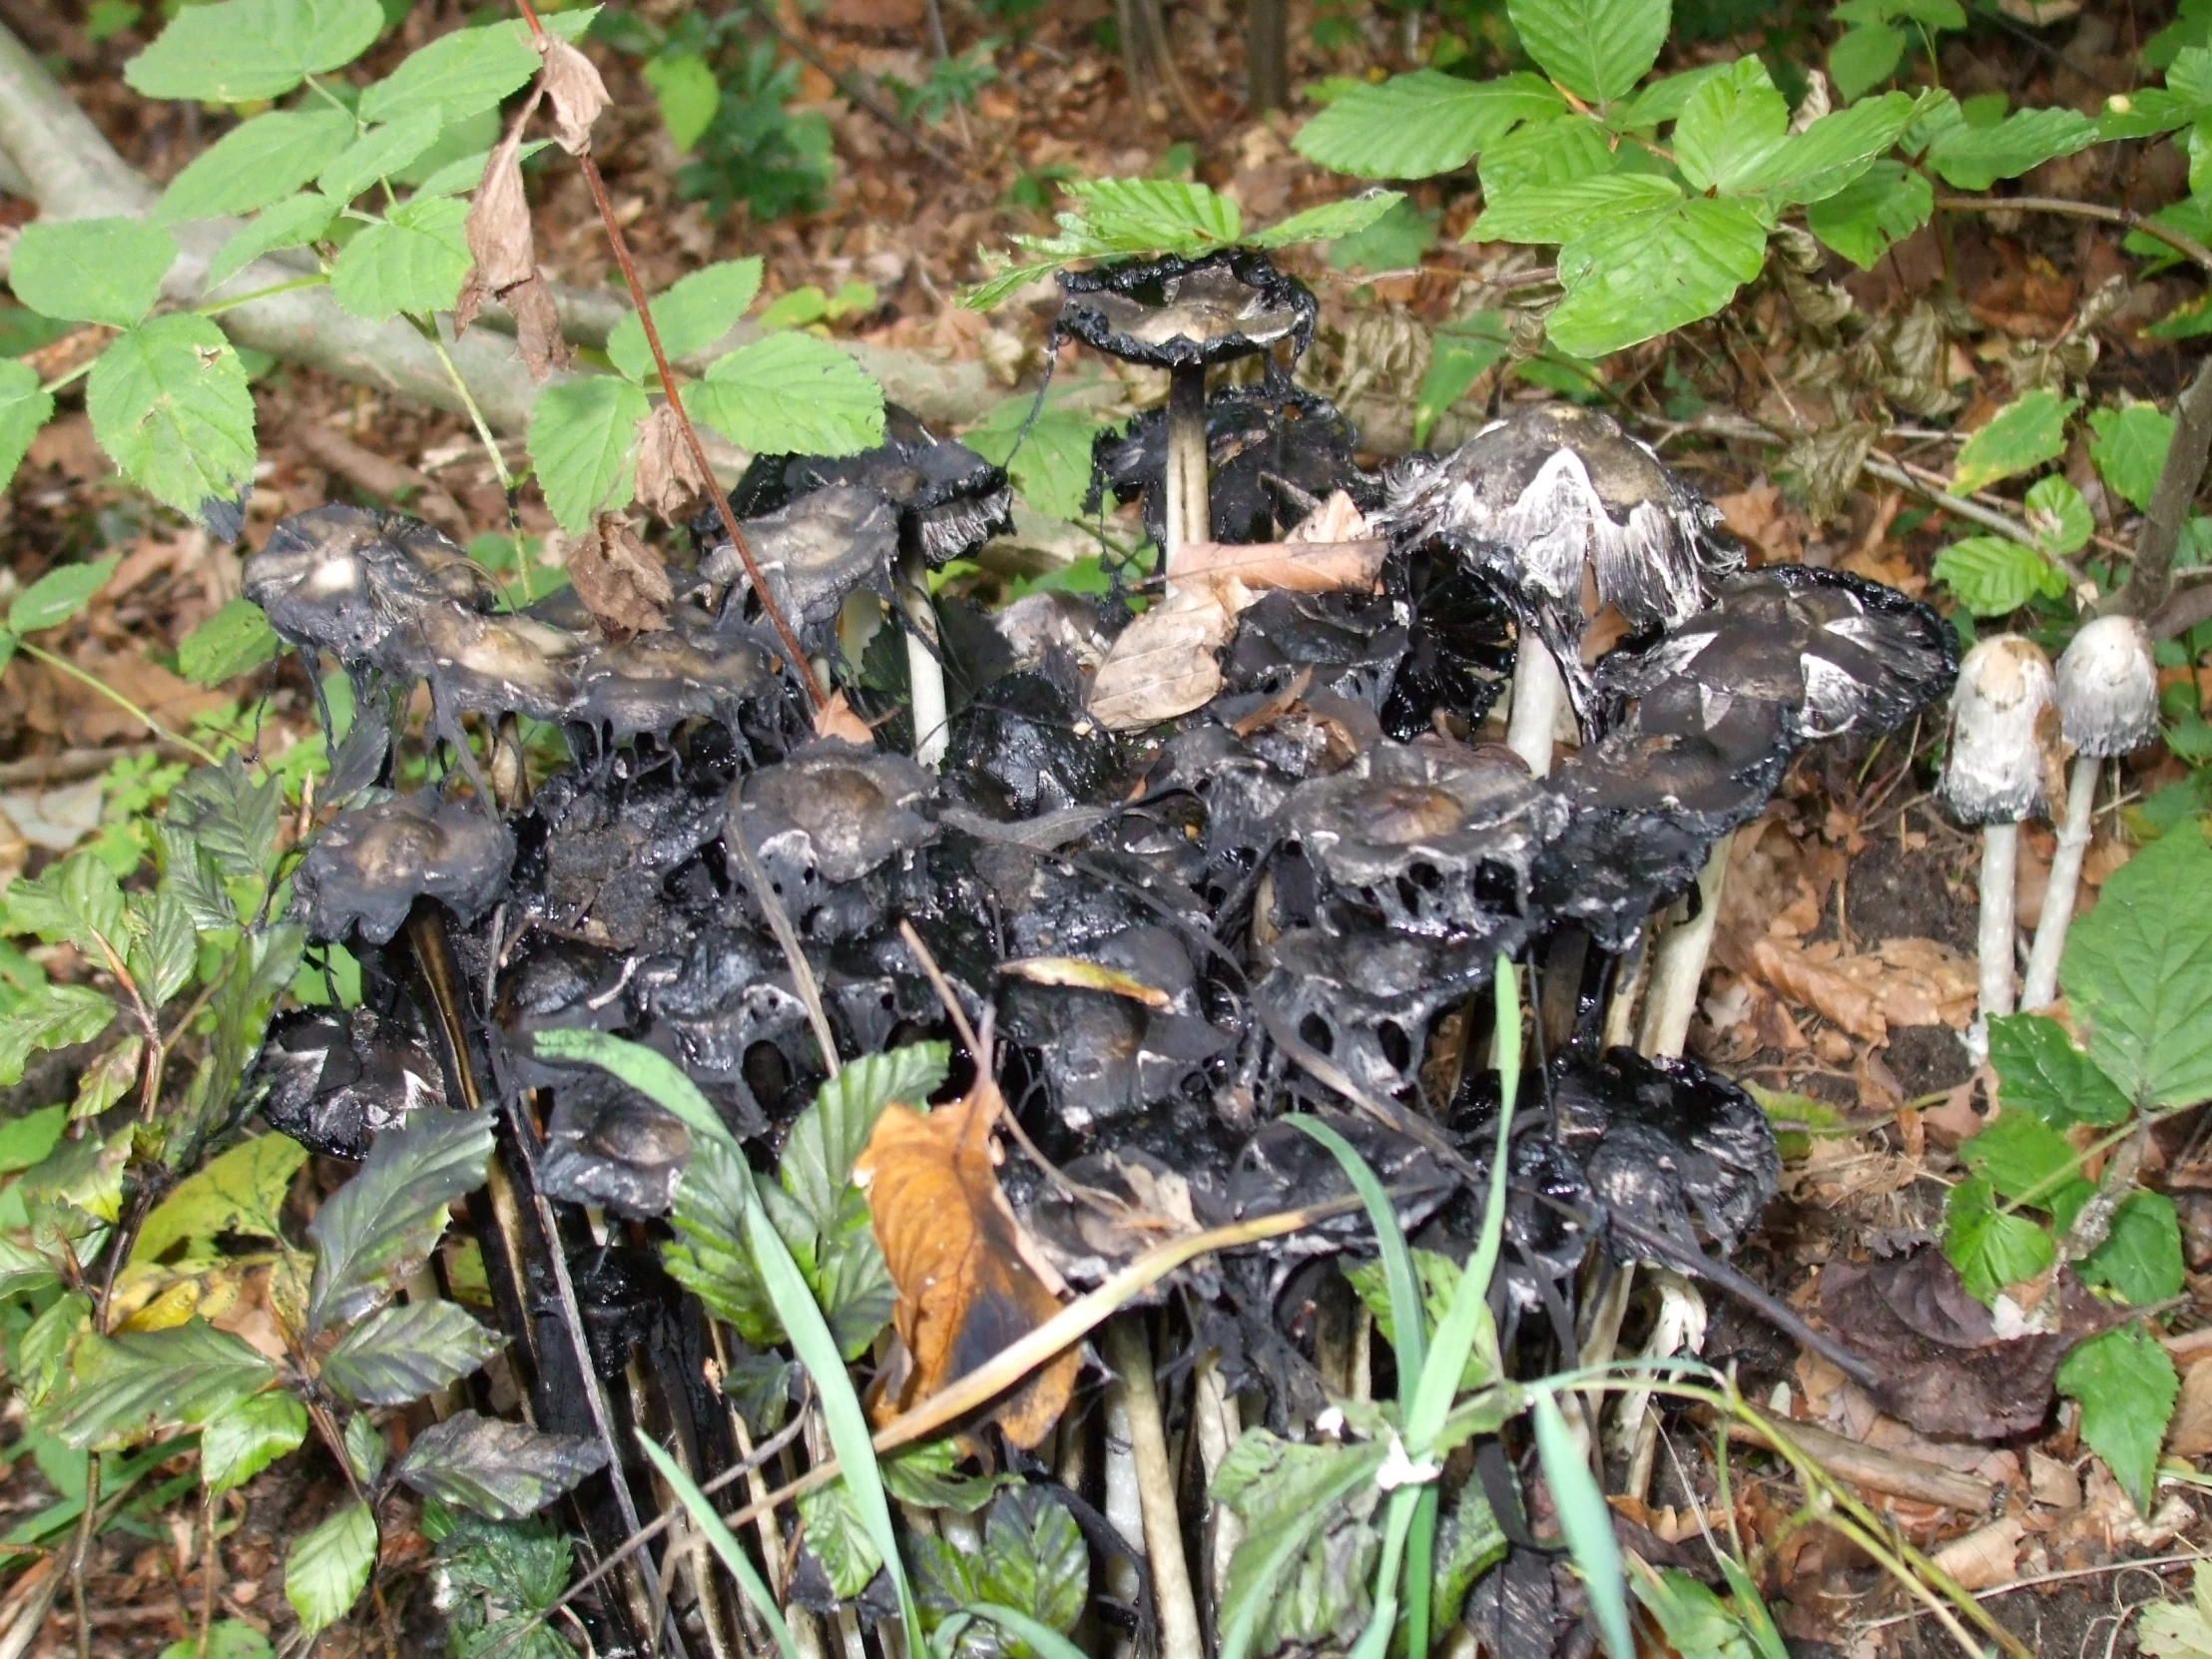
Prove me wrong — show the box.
[536,35,610,156]
[998,957,1171,1010]
[1749,937,1883,1040]
[1929,1516,2023,1590]
[853,1077,1078,1449]
[634,402,711,523]
[1287,488,1370,543]
[1747,935,1976,1043]
[566,514,672,635]
[812,690,874,747]
[1087,590,1232,731]
[503,272,570,381]
[462,118,536,305]
[1167,537,1388,601]
[2167,1359,2212,1455]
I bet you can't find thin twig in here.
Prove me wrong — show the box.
[1862,1547,2209,1629]
[1936,193,2212,277]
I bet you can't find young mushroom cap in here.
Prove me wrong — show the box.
[2054,614,2159,759]
[1938,634,2057,827]
[1054,250,1318,369]
[733,744,938,887]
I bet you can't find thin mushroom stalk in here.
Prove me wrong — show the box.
[1937,635,2056,1053]
[1503,630,1568,777]
[2022,616,2157,1010]
[1163,361,1210,564]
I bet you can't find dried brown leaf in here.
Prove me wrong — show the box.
[1167,538,1388,602]
[854,1078,1078,1450]
[1928,1517,2022,1591]
[504,272,570,382]
[536,36,610,157]
[633,402,710,524]
[567,514,672,635]
[812,690,874,747]
[997,957,1172,1010]
[2167,1359,2212,1455]
[456,110,537,335]
[1086,590,1232,731]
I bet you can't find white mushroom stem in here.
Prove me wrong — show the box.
[2021,753,2098,1011]
[1162,364,1210,566]
[1191,1354,1244,1606]
[1103,1321,1204,1659]
[1976,821,2020,1039]
[1635,831,1734,1059]
[1503,632,1567,777]
[895,549,949,769]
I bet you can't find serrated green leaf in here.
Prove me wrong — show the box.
[306,1109,495,1332]
[2088,403,2175,513]
[127,882,197,1004]
[285,1499,376,1634]
[394,1408,609,1520]
[643,51,720,152]
[180,596,283,686]
[1957,1109,2087,1209]
[1932,534,2066,616]
[410,138,549,200]
[523,374,648,535]
[1063,176,1242,250]
[1346,1248,1497,1392]
[9,555,118,635]
[1249,191,1406,249]
[2062,828,2212,1109]
[607,259,765,383]
[342,1410,386,1483]
[878,1437,1009,1514]
[1533,1390,1632,1659]
[1612,62,1731,128]
[1952,389,2077,494]
[684,331,886,458]
[1805,159,1933,269]
[1545,196,1769,358]
[1472,172,1683,245]
[2080,1191,2185,1306]
[53,1319,275,1449]
[915,1488,1088,1659]
[127,0,384,104]
[797,1477,881,1600]
[2138,1560,2212,1659]
[200,1389,306,1494]
[356,10,595,126]
[0,358,54,484]
[1213,1429,1387,1659]
[1431,1480,1507,1631]
[320,1300,499,1404]
[2023,475,2093,557]
[1742,92,1921,208]
[1473,112,1618,201]
[10,218,176,330]
[318,109,445,204]
[780,1042,949,1231]
[1924,102,2100,190]
[1673,57,1789,194]
[2057,1325,2177,1513]
[1506,0,1670,106]
[1987,1012,2134,1127]
[0,984,115,1088]
[1630,1564,1764,1659]
[154,108,355,225]
[133,1133,307,1265]
[962,394,1102,522]
[86,313,257,519]
[1292,70,1564,179]
[166,757,282,880]
[328,194,471,320]
[207,192,340,289]
[1829,22,1907,102]
[8,849,127,957]
[16,1290,89,1407]
[1942,1173,2056,1302]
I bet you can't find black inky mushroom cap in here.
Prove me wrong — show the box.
[245,504,494,661]
[701,485,898,658]
[293,794,515,944]
[944,669,1122,822]
[732,746,938,941]
[1256,923,1503,1097]
[1938,634,2056,827]
[1054,250,1318,370]
[256,1005,446,1160]
[568,626,775,740]
[409,604,590,724]
[538,1070,693,1220]
[1284,738,1565,937]
[1089,384,1367,546]
[2054,614,2158,759]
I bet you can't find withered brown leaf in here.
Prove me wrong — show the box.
[504,271,571,382]
[567,513,673,635]
[633,401,710,523]
[536,35,610,157]
[455,103,539,335]
[853,1078,1078,1450]
[811,689,875,748]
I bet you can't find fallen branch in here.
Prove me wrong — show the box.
[2113,354,2212,619]
[1727,1410,1996,1511]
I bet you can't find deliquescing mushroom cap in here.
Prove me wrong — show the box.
[2054,614,2159,759]
[1939,634,2057,827]
[1054,250,1318,370]
[293,793,515,944]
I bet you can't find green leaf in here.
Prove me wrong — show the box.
[643,51,720,152]
[1952,389,2077,493]
[411,138,548,200]
[306,1108,495,1332]
[780,1042,949,1231]
[207,192,340,289]
[179,596,283,686]
[1471,173,1685,245]
[1506,0,1670,106]
[132,1133,305,1265]
[2088,403,2175,513]
[1346,1249,1496,1393]
[160,1620,274,1659]
[8,849,127,957]
[318,109,446,204]
[1986,1012,2134,1127]
[128,881,198,1005]
[154,108,355,224]
[1063,177,1242,250]
[1532,1390,1632,1659]
[524,375,648,535]
[1806,160,1934,269]
[9,554,118,635]
[86,313,257,519]
[1924,103,2100,190]
[200,1389,307,1494]
[1941,1173,2056,1303]
[877,1437,1009,1514]
[639,1433,804,1659]
[1957,1110,2087,1209]
[343,1410,386,1484]
[1546,196,1770,358]
[1630,1564,1764,1659]
[127,0,384,104]
[1829,22,1907,103]
[1292,70,1565,179]
[1473,113,1617,200]
[2062,826,2212,1109]
[1932,535,2067,616]
[663,1135,781,1346]
[2057,1325,2178,1513]
[1746,90,1921,205]
[797,1477,882,1600]
[2023,475,2094,557]
[328,194,471,320]
[167,757,282,880]
[915,1488,1088,1658]
[285,1499,376,1635]
[0,1104,65,1173]
[532,1027,735,1148]
[53,1319,276,1449]
[606,259,765,383]
[1673,57,1790,194]
[1431,1481,1507,1631]
[961,394,1102,523]
[394,1408,610,1520]
[10,218,176,329]
[320,1300,500,1404]
[2080,1191,2185,1307]
[2139,1561,2212,1659]
[0,358,54,484]
[1250,191,1407,249]
[356,10,595,126]
[683,331,886,458]
[1213,1429,1387,1659]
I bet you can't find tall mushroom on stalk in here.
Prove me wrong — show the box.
[2020,615,2159,1010]
[1938,635,2058,1051]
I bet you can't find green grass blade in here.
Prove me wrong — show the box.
[1531,1389,1631,1659]
[1406,1483,1436,1659]
[954,1601,1091,1659]
[638,1431,804,1659]
[740,1174,922,1651]
[530,1029,737,1150]
[1284,1114,1426,1405]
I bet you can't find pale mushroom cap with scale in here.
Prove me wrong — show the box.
[2054,614,2159,759]
[1938,634,2056,826]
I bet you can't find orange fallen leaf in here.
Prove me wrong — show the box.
[1167,537,1388,600]
[812,690,875,747]
[853,1077,1077,1449]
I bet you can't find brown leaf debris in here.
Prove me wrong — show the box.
[536,35,610,156]
[566,513,673,635]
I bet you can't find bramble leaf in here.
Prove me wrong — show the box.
[2079,1191,2185,1307]
[207,193,341,289]
[2088,403,2176,512]
[683,331,886,458]
[356,9,595,126]
[2057,1325,2178,1513]
[328,195,472,320]
[86,314,257,520]
[0,359,54,484]
[525,375,649,535]
[154,108,355,224]
[606,259,765,383]
[180,597,284,686]
[127,0,384,104]
[317,109,446,205]
[1986,1012,2134,1128]
[1942,1173,2055,1302]
[10,219,176,330]
[9,555,118,635]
